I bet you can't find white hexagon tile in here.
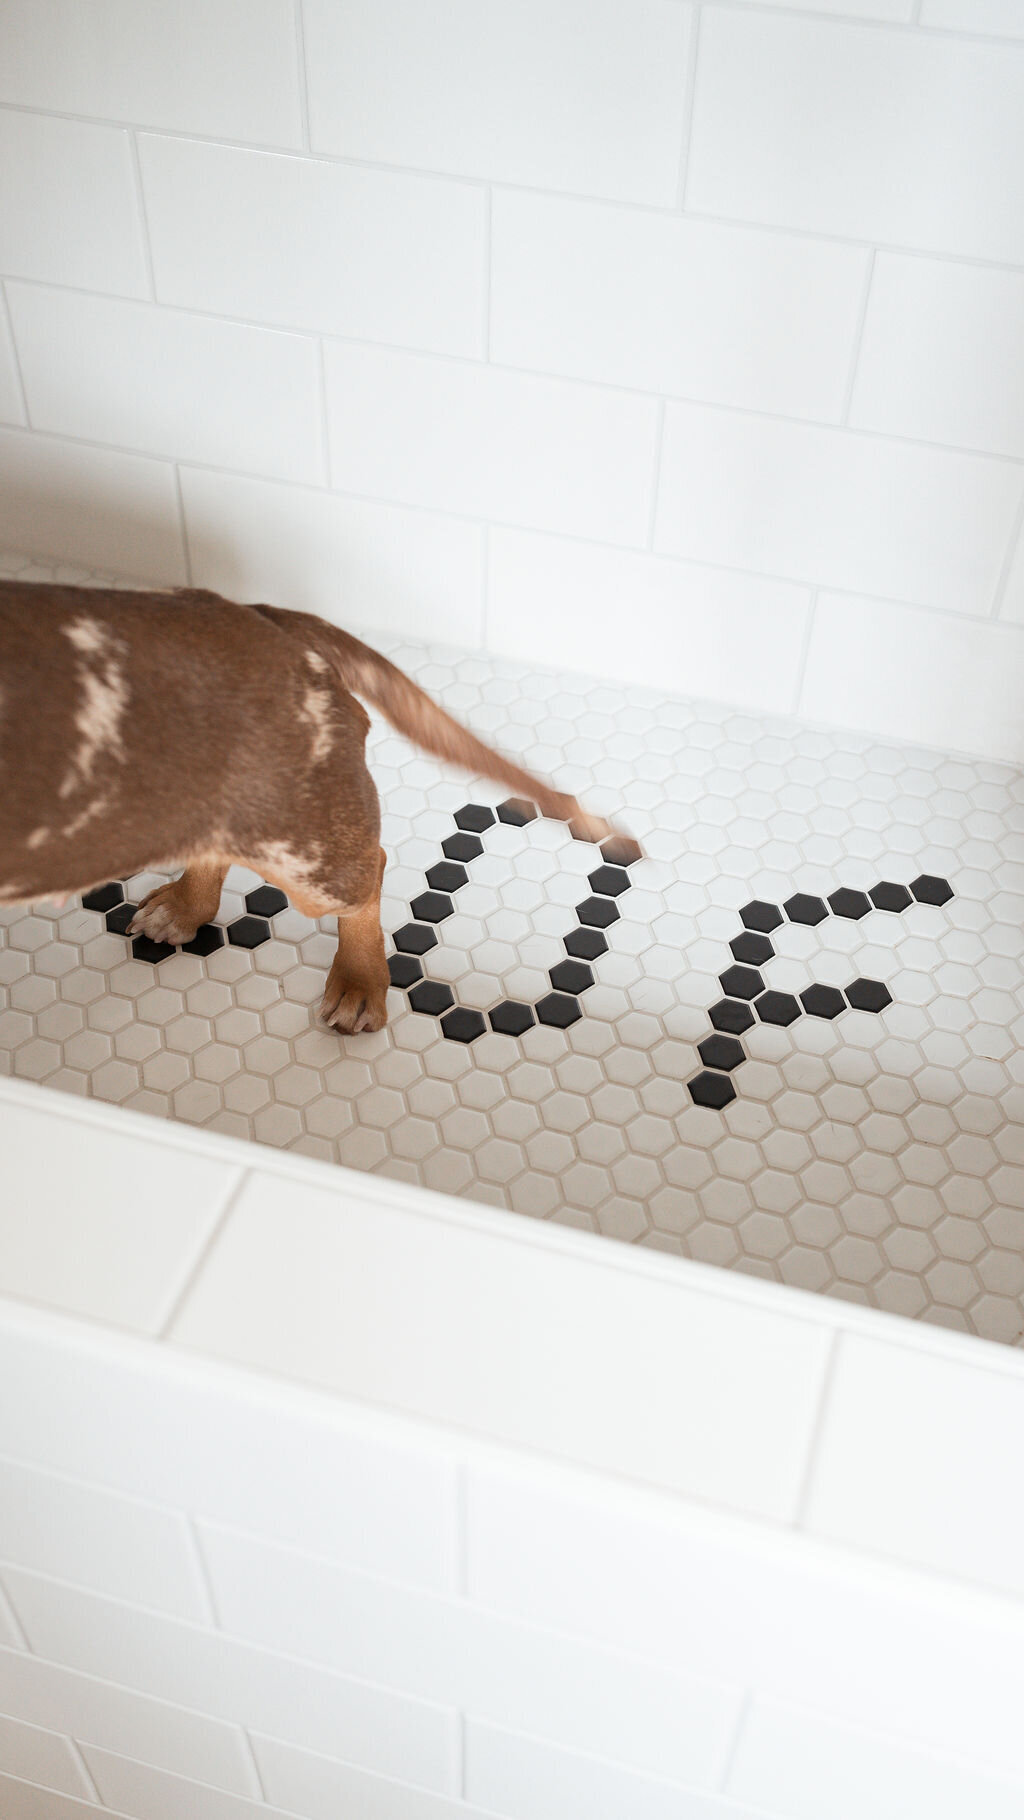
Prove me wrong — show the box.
[4,549,1024,1346]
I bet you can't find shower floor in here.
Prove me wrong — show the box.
[4,549,1024,1348]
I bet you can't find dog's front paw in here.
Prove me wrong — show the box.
[319,957,389,1034]
[129,880,204,947]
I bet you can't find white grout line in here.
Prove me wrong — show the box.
[841,246,876,427]
[715,1688,752,1794]
[0,279,31,426]
[990,485,1024,620]
[0,1574,30,1652]
[675,4,703,212]
[68,1740,102,1802]
[792,1328,843,1529]
[171,464,194,585]
[156,1168,250,1341]
[126,128,158,303]
[292,0,312,154]
[185,1517,222,1629]
[481,185,493,363]
[242,1729,269,1802]
[645,400,667,551]
[790,587,819,718]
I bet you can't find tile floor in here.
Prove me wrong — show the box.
[3,549,1024,1347]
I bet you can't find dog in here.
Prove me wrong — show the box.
[0,581,621,1033]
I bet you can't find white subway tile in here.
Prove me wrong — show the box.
[850,254,1024,457]
[464,1458,1024,1780]
[804,1334,1024,1597]
[0,1777,102,1820]
[0,1644,253,1789]
[139,136,484,358]
[688,12,1024,264]
[180,467,483,649]
[800,592,1024,764]
[0,303,25,425]
[466,1719,761,1820]
[487,529,808,713]
[491,191,867,421]
[0,1099,237,1331]
[0,110,147,296]
[0,3,302,145]
[0,1714,91,1796]
[0,1321,457,1592]
[303,0,691,206]
[255,1734,489,1820]
[324,343,657,546]
[3,1569,455,1788]
[655,404,1021,614]
[0,1457,207,1618]
[728,1697,1024,1820]
[170,1172,830,1520]
[195,1523,739,1787]
[0,427,186,581]
[8,286,324,484]
[921,0,1024,36]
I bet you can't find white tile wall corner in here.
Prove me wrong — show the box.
[654,404,1023,616]
[8,285,327,486]
[490,191,869,422]
[322,343,659,547]
[0,1096,238,1330]
[0,110,147,296]
[726,1698,1024,1820]
[0,429,186,583]
[687,12,1024,264]
[0,1,304,147]
[301,0,693,206]
[799,593,1024,763]
[138,135,486,358]
[486,529,810,714]
[166,1167,830,1521]
[850,255,1024,458]
[179,467,485,649]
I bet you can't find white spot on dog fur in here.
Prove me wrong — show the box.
[301,686,334,764]
[59,619,129,797]
[26,826,51,849]
[252,840,335,912]
[305,649,328,673]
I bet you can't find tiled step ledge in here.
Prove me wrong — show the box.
[3,1070,1024,1605]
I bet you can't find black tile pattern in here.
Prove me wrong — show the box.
[92,875,289,964]
[387,802,644,1040]
[228,915,272,949]
[245,885,288,918]
[83,882,124,913]
[689,875,954,1108]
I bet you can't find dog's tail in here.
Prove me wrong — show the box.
[281,610,622,846]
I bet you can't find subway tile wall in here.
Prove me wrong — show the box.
[2,2,1024,756]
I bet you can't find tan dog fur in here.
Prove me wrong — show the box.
[1,582,618,1033]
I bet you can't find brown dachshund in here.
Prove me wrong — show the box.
[0,582,618,1033]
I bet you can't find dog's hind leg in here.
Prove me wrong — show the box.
[129,857,228,946]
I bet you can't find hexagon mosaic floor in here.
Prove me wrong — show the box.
[4,550,1024,1347]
